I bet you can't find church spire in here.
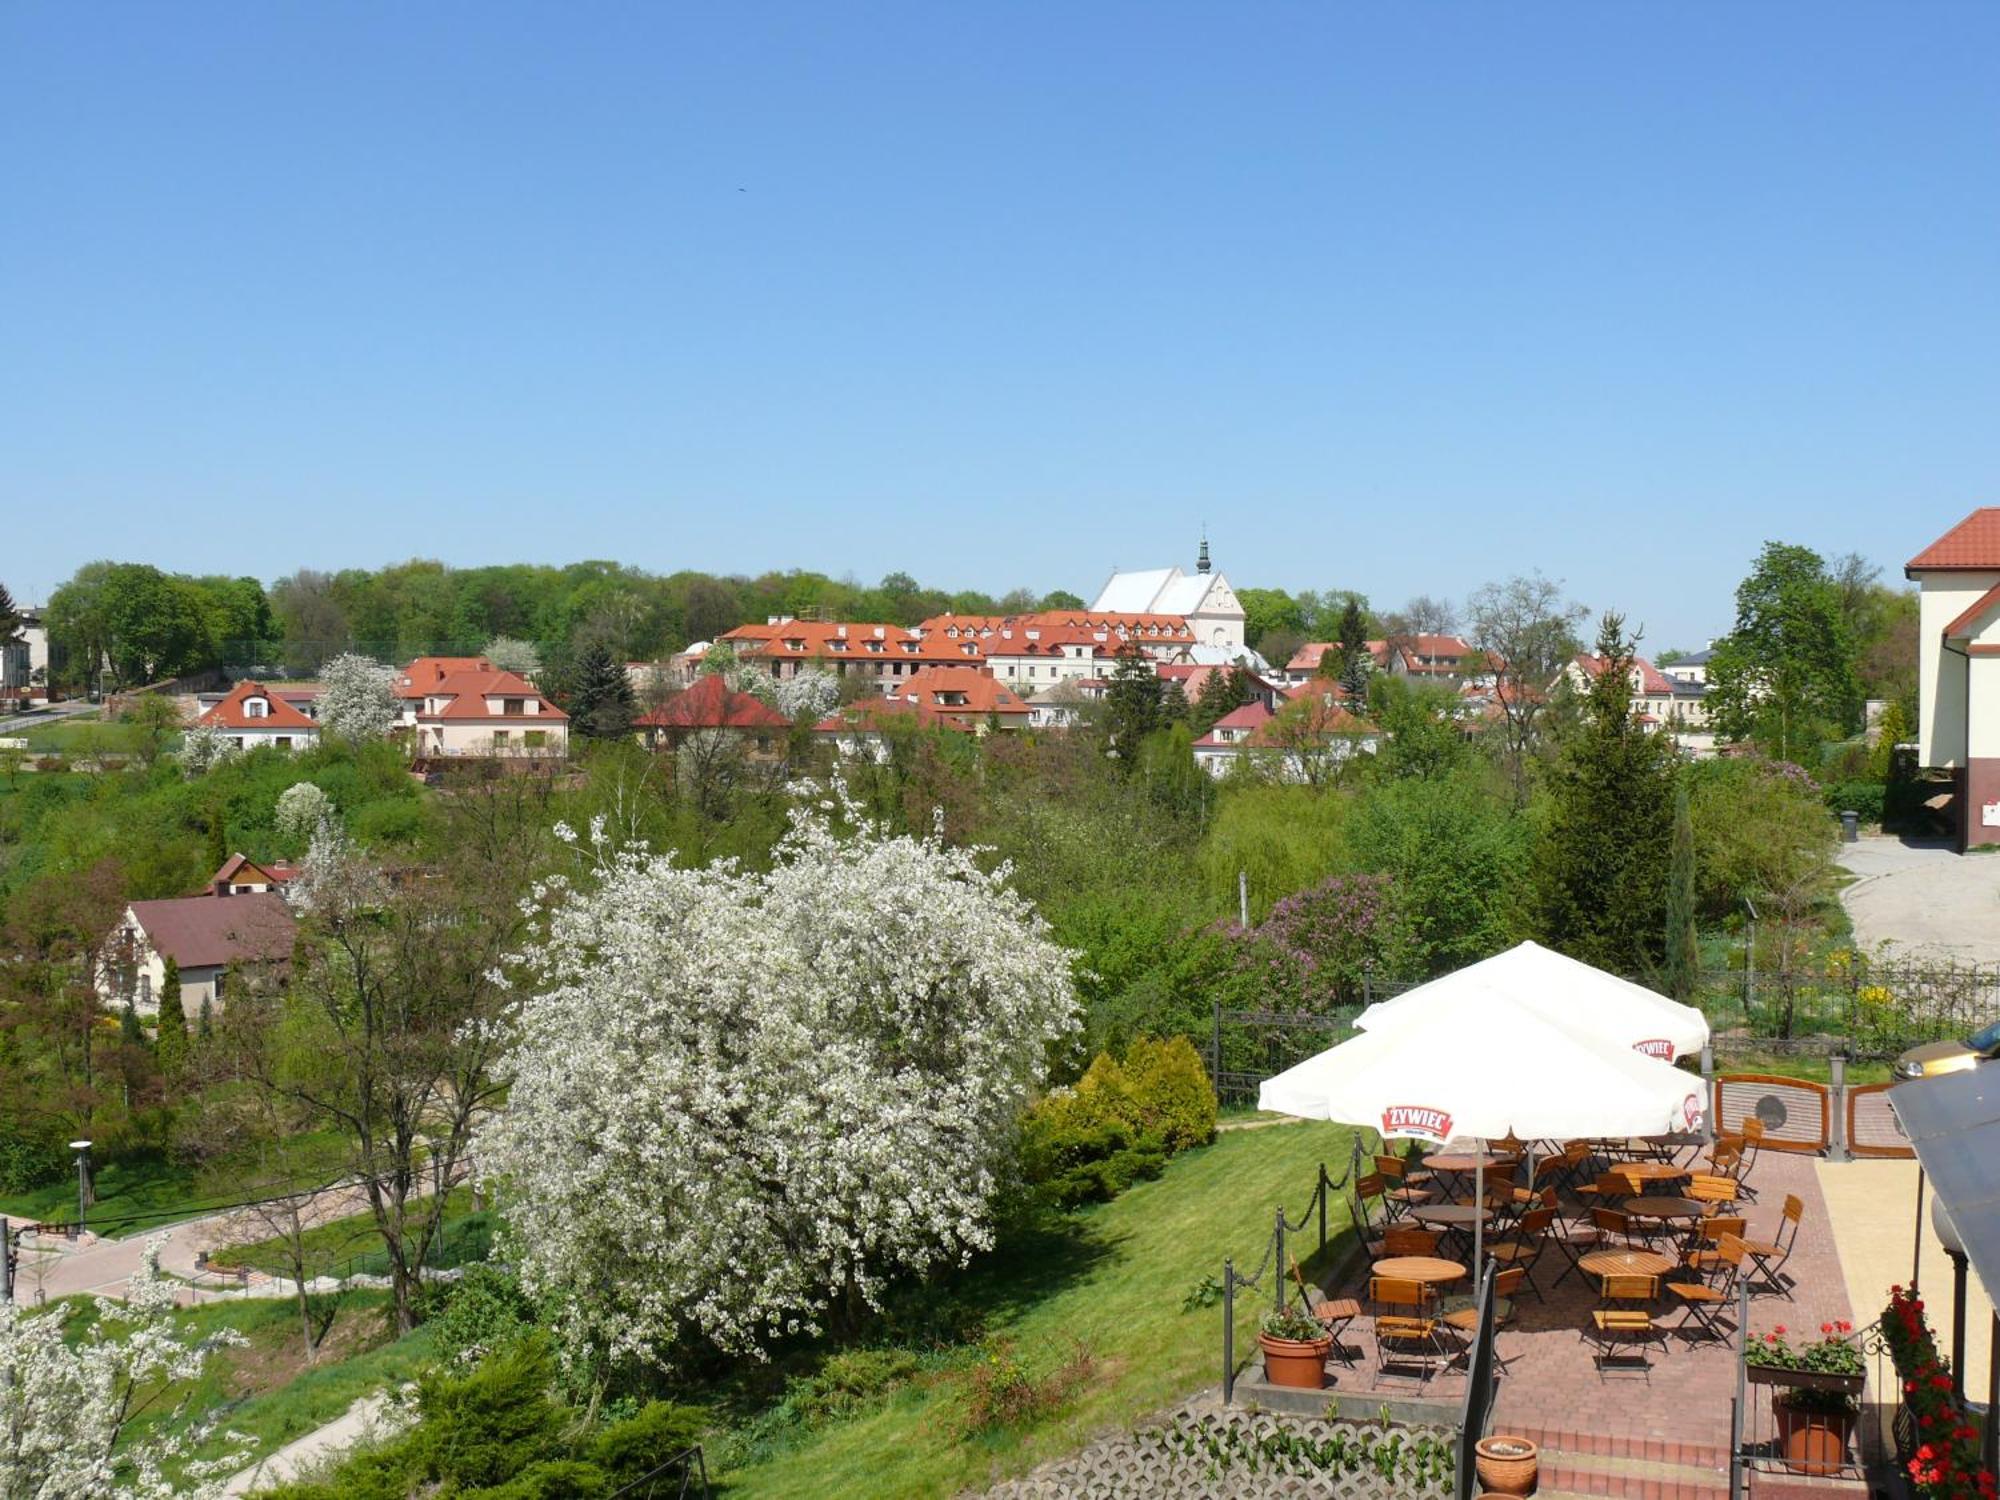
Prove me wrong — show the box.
[1196,530,1211,575]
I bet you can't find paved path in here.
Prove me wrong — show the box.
[1836,835,2000,964]
[220,1391,408,1496]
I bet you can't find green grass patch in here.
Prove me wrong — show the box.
[1712,1049,1893,1086]
[17,715,155,753]
[714,1121,1355,1499]
[0,1153,206,1227]
[207,1187,492,1278]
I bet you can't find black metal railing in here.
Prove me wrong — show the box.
[608,1446,710,1500]
[1726,1281,1888,1496]
[1454,1262,1498,1500]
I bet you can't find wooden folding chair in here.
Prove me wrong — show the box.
[1686,1172,1742,1215]
[1667,1233,1744,1342]
[1679,1215,1747,1281]
[1381,1226,1444,1258]
[1586,1273,1661,1374]
[1485,1206,1556,1299]
[1740,1194,1803,1296]
[1592,1206,1640,1250]
[1444,1266,1527,1371]
[1738,1119,1767,1187]
[1369,1276,1454,1385]
[1373,1155,1432,1219]
[1291,1253,1361,1368]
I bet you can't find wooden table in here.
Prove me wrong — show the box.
[1371,1256,1466,1285]
[1578,1248,1676,1279]
[1407,1204,1492,1227]
[1625,1196,1702,1222]
[1422,1153,1507,1174]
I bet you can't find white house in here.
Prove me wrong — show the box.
[1,608,54,701]
[1090,539,1248,654]
[105,884,296,1018]
[1909,507,2000,850]
[198,681,320,752]
[412,667,569,758]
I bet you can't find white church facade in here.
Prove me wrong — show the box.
[1089,540,1250,659]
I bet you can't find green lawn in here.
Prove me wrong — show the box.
[717,1117,1355,1499]
[0,1153,207,1228]
[207,1187,490,1277]
[17,714,153,753]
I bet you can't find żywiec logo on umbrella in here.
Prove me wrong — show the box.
[1380,1105,1453,1143]
[1632,1038,1674,1060]
[1680,1093,1704,1132]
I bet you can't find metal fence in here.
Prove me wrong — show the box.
[1452,1264,1498,1500]
[608,1447,710,1500]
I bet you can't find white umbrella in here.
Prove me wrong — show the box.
[1355,940,1710,1061]
[1260,998,1706,1274]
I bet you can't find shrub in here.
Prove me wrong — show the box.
[1119,1035,1218,1151]
[462,1460,609,1500]
[589,1401,710,1486]
[787,1348,922,1427]
[419,1263,540,1367]
[411,1339,568,1490]
[956,1337,1094,1435]
[1019,1101,1167,1209]
[0,1124,66,1193]
[1823,779,1885,825]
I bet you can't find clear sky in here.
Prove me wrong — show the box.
[4,3,1996,648]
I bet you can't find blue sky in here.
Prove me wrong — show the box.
[4,3,1996,648]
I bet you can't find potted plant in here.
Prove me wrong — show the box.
[1257,1306,1332,1389]
[1771,1385,1859,1477]
[1746,1322,1863,1476]
[1472,1433,1540,1494]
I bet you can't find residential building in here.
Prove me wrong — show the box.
[1659,647,1716,686]
[718,620,967,689]
[1089,538,1249,653]
[1908,507,2000,849]
[1157,663,1289,714]
[1191,695,1378,780]
[203,853,299,896]
[811,697,924,761]
[106,885,295,1018]
[394,657,496,727]
[198,681,320,752]
[887,667,1031,734]
[1023,677,1106,729]
[1,608,56,701]
[1560,653,1714,753]
[634,673,790,758]
[411,667,569,758]
[1281,635,1485,688]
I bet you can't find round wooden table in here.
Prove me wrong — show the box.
[1422,1152,1506,1174]
[1371,1256,1465,1285]
[1578,1248,1676,1279]
[1407,1204,1492,1227]
[1624,1196,1702,1222]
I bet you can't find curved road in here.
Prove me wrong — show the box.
[1837,835,2000,964]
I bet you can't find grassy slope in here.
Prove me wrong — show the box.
[206,1186,482,1274]
[0,1154,205,1226]
[720,1119,1355,1499]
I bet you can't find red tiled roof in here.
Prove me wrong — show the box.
[719,621,971,662]
[396,657,495,698]
[1944,582,2000,641]
[1287,643,1336,672]
[1573,653,1676,696]
[635,673,790,730]
[1209,701,1274,733]
[1908,509,2000,572]
[199,681,317,731]
[1248,698,1372,746]
[891,667,1031,727]
[416,670,568,722]
[813,698,924,735]
[128,892,296,969]
[204,854,298,891]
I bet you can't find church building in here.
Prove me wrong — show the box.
[1089,540,1249,657]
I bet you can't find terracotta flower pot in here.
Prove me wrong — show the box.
[1258,1332,1331,1389]
[1774,1403,1853,1477]
[1473,1434,1539,1494]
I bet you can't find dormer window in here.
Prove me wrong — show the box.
[246,698,268,718]
[503,698,525,715]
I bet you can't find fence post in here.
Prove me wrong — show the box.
[1312,1168,1328,1264]
[1363,962,1373,1008]
[1700,1044,1716,1145]
[1222,1259,1236,1404]
[0,1217,10,1303]
[1211,1001,1222,1096]
[1827,1052,1851,1162]
[1729,1275,1750,1500]
[1273,1207,1287,1313]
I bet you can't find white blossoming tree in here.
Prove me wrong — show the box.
[316,653,399,741]
[0,1237,251,1499]
[178,723,238,778]
[480,798,1081,1365]
[273,781,334,844]
[482,635,543,676]
[773,668,839,722]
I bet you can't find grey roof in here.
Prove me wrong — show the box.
[128,892,295,969]
[1890,1067,2000,1303]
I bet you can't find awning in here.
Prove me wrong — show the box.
[1889,1067,2000,1299]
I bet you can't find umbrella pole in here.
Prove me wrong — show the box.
[1474,1150,1484,1280]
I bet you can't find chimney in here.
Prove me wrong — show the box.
[836,625,848,639]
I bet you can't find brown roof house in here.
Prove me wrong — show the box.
[1909,507,2000,848]
[104,876,295,1022]
[634,673,791,757]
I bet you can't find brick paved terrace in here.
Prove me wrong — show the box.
[1237,1142,1878,1498]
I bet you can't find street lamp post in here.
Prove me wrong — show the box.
[69,1140,91,1237]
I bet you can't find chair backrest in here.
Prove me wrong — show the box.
[1688,1173,1734,1201]
[1369,1276,1430,1311]
[1593,1207,1629,1233]
[1782,1193,1804,1224]
[1601,1273,1658,1303]
[1491,1265,1527,1298]
[1702,1216,1747,1244]
[1716,1233,1749,1268]
[1742,1118,1766,1145]
[1598,1171,1638,1197]
[1384,1226,1441,1256]
[1375,1154,1407,1182]
[1515,1207,1557,1237]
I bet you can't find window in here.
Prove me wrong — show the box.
[492,730,511,747]
[503,698,524,715]
[275,736,292,750]
[246,698,268,718]
[524,730,547,748]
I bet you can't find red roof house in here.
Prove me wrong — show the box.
[198,681,319,751]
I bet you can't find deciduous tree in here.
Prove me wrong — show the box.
[1706,542,1862,760]
[479,798,1081,1364]
[317,653,399,742]
[1466,572,1588,803]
